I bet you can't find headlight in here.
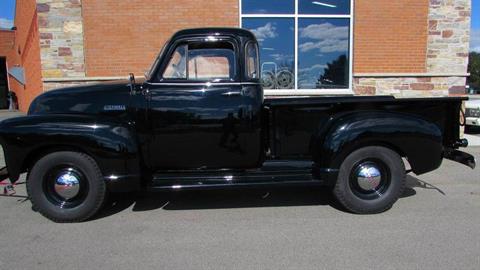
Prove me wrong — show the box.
[466,108,480,117]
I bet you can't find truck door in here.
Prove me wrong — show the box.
[145,38,262,170]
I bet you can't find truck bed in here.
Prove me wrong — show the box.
[264,95,466,160]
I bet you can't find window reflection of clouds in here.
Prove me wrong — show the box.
[250,22,277,42]
[298,19,349,89]
[299,22,349,53]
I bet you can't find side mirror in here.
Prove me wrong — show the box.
[129,73,136,94]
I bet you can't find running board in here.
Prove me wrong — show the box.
[149,160,326,190]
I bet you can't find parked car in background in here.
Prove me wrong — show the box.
[465,99,480,127]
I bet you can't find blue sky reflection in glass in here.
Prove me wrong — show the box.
[299,0,350,15]
[243,18,295,89]
[298,18,349,89]
[0,0,16,29]
[242,0,294,14]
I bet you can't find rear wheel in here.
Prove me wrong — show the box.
[27,151,106,222]
[333,146,405,214]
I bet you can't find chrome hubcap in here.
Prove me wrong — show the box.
[54,171,80,200]
[356,165,382,191]
[349,159,390,200]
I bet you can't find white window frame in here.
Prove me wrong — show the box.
[239,0,354,96]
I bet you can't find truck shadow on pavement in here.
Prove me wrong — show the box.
[93,174,445,220]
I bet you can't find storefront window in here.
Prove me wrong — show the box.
[241,0,352,93]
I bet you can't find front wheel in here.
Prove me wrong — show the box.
[333,146,406,214]
[27,151,106,222]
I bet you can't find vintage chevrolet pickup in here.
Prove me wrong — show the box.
[0,28,475,222]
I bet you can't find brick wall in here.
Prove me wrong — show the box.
[0,0,43,112]
[81,0,238,77]
[0,31,15,53]
[353,0,429,73]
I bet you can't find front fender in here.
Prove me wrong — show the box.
[0,114,140,187]
[312,111,444,175]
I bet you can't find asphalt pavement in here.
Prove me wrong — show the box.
[0,146,479,270]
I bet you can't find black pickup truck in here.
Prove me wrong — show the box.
[0,28,475,222]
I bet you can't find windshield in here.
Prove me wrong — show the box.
[145,39,169,80]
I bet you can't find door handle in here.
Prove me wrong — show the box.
[221,91,242,96]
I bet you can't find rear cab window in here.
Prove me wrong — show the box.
[245,41,259,80]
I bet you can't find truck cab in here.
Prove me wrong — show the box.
[140,28,263,170]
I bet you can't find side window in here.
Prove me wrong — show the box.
[187,42,235,81]
[163,44,187,79]
[246,42,259,79]
[162,41,236,81]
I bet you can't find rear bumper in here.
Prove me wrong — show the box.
[444,149,476,169]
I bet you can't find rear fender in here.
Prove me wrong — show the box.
[0,114,141,184]
[312,111,444,175]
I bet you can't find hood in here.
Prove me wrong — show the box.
[28,80,136,115]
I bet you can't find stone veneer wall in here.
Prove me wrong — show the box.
[37,0,86,90]
[354,0,471,96]
[354,76,465,96]
[426,0,470,94]
[427,0,470,73]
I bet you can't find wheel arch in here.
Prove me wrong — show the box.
[0,114,142,183]
[332,139,407,166]
[22,145,96,175]
[313,111,443,175]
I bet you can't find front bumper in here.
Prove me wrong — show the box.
[444,149,476,169]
